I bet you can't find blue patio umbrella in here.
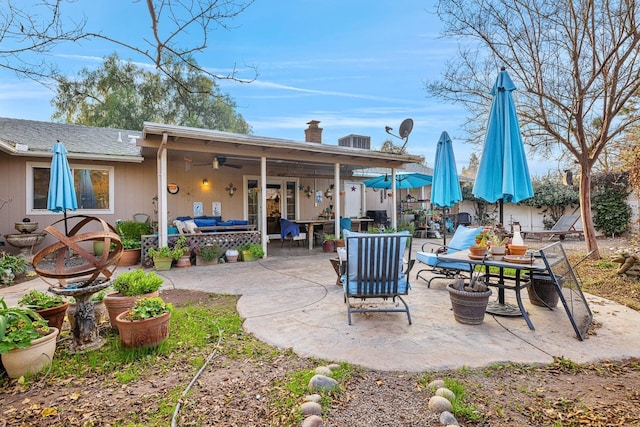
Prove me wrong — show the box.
[48,140,78,235]
[364,173,432,190]
[472,68,533,224]
[78,169,97,209]
[430,131,462,245]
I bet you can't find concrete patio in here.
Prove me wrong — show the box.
[2,238,639,372]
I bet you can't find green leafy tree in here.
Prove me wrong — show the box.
[460,153,479,179]
[522,175,580,229]
[429,0,640,259]
[591,172,632,237]
[51,53,250,133]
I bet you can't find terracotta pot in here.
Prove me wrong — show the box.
[117,249,141,266]
[175,255,191,268]
[468,245,487,257]
[322,241,335,253]
[1,327,58,379]
[115,311,171,349]
[36,302,69,333]
[103,291,159,331]
[508,245,528,256]
[447,284,492,325]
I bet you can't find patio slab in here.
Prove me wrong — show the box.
[2,243,639,372]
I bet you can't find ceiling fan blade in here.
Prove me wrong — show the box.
[223,163,243,169]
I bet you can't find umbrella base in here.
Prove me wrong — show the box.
[485,301,522,317]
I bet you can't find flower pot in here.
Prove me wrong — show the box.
[447,284,492,325]
[115,311,171,349]
[175,254,191,268]
[468,245,487,257]
[153,255,173,271]
[490,245,507,261]
[1,327,58,379]
[36,302,69,333]
[241,250,256,262]
[196,256,219,266]
[117,248,141,266]
[103,291,159,331]
[322,241,335,253]
[93,241,104,256]
[67,301,107,331]
[225,250,238,263]
[527,273,561,307]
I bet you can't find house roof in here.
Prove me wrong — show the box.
[0,117,143,162]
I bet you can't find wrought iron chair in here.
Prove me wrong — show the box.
[341,230,414,325]
[415,225,483,287]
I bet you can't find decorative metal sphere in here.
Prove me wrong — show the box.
[33,215,123,287]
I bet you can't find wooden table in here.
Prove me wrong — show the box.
[293,218,373,250]
[436,250,550,330]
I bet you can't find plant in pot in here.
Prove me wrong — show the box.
[115,296,173,349]
[103,269,163,331]
[238,243,264,262]
[447,273,493,325]
[195,244,222,265]
[0,251,27,285]
[147,236,189,271]
[322,234,337,253]
[469,229,491,258]
[115,220,152,266]
[488,233,509,260]
[0,297,58,379]
[18,289,68,333]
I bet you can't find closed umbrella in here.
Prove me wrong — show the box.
[48,140,78,235]
[78,169,97,209]
[472,68,533,317]
[430,131,462,245]
[472,67,533,224]
[364,173,432,189]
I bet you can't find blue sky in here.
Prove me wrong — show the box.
[0,0,554,176]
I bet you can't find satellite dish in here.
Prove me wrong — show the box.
[399,118,413,139]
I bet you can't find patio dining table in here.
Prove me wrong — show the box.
[436,249,554,330]
[293,218,373,250]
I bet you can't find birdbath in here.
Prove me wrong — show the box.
[4,222,47,265]
[49,278,112,353]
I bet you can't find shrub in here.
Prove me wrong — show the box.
[112,269,163,296]
[18,290,64,310]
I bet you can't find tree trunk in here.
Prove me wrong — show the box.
[579,164,600,259]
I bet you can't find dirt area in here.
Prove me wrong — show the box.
[2,238,640,426]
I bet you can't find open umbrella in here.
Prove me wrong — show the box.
[47,140,78,235]
[363,172,432,189]
[472,67,533,224]
[430,131,462,245]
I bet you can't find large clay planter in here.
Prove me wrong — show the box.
[117,249,141,266]
[115,311,171,349]
[241,250,256,262]
[175,255,191,268]
[527,273,562,308]
[36,302,69,334]
[103,291,159,331]
[1,327,58,379]
[153,256,173,271]
[322,241,335,253]
[196,256,218,266]
[67,301,107,331]
[447,284,492,325]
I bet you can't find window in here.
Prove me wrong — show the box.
[27,162,114,214]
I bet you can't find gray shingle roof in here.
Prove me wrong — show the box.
[0,117,142,158]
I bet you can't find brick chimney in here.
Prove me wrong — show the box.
[304,120,323,143]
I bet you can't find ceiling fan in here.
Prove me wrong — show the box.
[193,156,243,169]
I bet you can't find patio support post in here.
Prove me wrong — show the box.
[261,156,268,256]
[391,169,397,230]
[334,162,340,235]
[156,132,168,247]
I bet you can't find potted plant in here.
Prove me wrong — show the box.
[103,269,163,331]
[238,243,264,262]
[322,234,336,253]
[114,296,173,349]
[447,273,493,325]
[195,244,222,265]
[0,297,58,379]
[488,232,509,260]
[115,220,152,266]
[147,236,189,270]
[0,251,27,285]
[18,289,68,333]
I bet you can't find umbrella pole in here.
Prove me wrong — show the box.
[499,199,504,225]
[63,210,69,236]
[442,207,447,246]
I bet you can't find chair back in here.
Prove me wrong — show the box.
[456,212,472,227]
[339,217,352,238]
[280,218,300,239]
[343,230,412,296]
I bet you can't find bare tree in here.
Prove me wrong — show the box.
[0,0,256,87]
[428,0,640,258]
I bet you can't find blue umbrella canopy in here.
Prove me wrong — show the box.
[473,69,533,219]
[364,173,432,189]
[430,131,462,208]
[78,169,97,209]
[48,141,78,216]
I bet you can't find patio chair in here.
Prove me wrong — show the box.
[341,230,414,325]
[280,218,306,248]
[415,225,484,287]
[521,214,583,241]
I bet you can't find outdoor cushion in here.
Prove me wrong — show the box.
[445,225,483,252]
[194,218,217,227]
[415,251,472,272]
